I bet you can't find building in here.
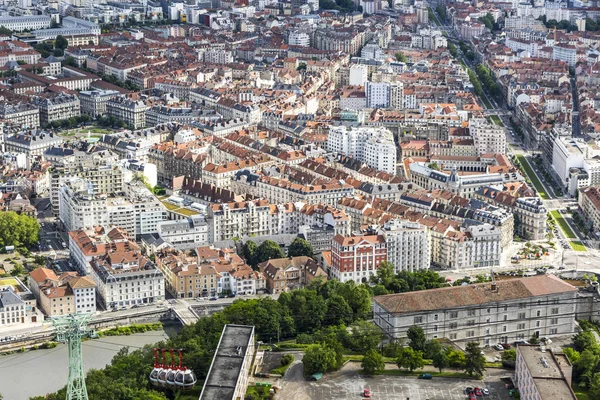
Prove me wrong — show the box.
[199,324,255,400]
[515,345,576,400]
[380,219,430,272]
[258,256,327,294]
[88,234,164,309]
[0,15,50,32]
[35,94,81,126]
[69,226,129,276]
[5,130,62,161]
[106,96,149,129]
[29,268,96,316]
[330,234,387,283]
[0,103,40,128]
[326,126,397,174]
[372,275,578,346]
[0,287,27,326]
[79,89,120,118]
[156,215,209,250]
[469,118,506,155]
[365,81,390,108]
[579,186,600,234]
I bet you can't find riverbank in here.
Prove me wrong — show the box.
[0,327,177,400]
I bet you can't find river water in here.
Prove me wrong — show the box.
[0,326,179,400]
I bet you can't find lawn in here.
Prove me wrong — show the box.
[550,210,577,239]
[570,241,587,252]
[489,115,504,126]
[515,155,549,200]
[480,94,493,110]
[573,383,591,400]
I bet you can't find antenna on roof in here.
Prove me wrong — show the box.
[490,268,497,291]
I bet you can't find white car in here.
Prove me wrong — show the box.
[494,344,504,351]
[482,388,489,395]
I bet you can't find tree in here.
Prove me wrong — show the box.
[395,52,408,63]
[432,349,449,372]
[502,349,516,362]
[564,348,581,364]
[303,344,340,375]
[464,342,486,378]
[324,294,353,326]
[362,349,385,375]
[0,212,40,248]
[396,347,425,372]
[253,240,285,265]
[287,289,326,333]
[407,325,426,352]
[424,339,443,359]
[287,237,314,258]
[348,321,381,353]
[55,35,68,50]
[590,373,600,399]
[242,240,257,265]
[446,348,466,368]
[574,330,597,352]
[574,349,600,387]
[0,26,12,35]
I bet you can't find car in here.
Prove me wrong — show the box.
[469,394,477,400]
[494,344,504,351]
[41,223,45,227]
[196,297,205,301]
[209,296,218,301]
[474,387,483,396]
[363,388,371,398]
[514,340,530,346]
[482,388,489,395]
[501,343,512,349]
[418,373,432,379]
[61,242,67,248]
[227,293,236,298]
[465,387,474,394]
[131,304,140,309]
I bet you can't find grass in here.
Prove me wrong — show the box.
[550,210,577,239]
[515,155,549,199]
[489,115,504,126]
[271,361,293,375]
[573,383,591,400]
[570,241,587,252]
[480,95,493,109]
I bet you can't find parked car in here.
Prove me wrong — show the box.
[494,344,504,351]
[465,387,474,394]
[363,388,371,398]
[418,373,432,379]
[469,394,477,400]
[482,388,489,395]
[474,387,483,396]
[501,343,512,349]
[514,340,530,346]
[209,296,218,301]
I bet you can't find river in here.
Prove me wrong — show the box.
[0,326,180,400]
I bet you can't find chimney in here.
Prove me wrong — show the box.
[491,282,497,291]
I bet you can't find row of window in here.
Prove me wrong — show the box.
[415,306,561,323]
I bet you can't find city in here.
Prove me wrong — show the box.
[0,0,599,399]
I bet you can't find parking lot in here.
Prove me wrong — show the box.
[279,362,513,400]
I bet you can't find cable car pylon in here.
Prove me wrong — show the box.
[51,313,94,400]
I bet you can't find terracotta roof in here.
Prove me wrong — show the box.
[374,275,577,314]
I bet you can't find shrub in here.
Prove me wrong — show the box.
[280,353,294,366]
[296,333,314,344]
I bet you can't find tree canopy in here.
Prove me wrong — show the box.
[0,212,40,248]
[464,342,486,378]
[287,237,314,258]
[362,349,385,375]
[369,262,447,294]
[55,35,69,50]
[253,240,285,266]
[396,347,425,372]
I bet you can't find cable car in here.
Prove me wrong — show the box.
[157,349,169,387]
[174,349,197,391]
[165,349,177,388]
[149,348,162,387]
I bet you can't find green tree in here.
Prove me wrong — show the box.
[407,325,426,352]
[396,347,425,372]
[0,26,12,35]
[348,321,381,353]
[287,289,326,333]
[395,52,408,63]
[424,339,443,359]
[432,348,449,372]
[589,373,600,398]
[55,35,69,50]
[280,353,294,366]
[446,348,466,368]
[383,341,402,358]
[287,237,314,258]
[502,349,516,362]
[362,349,385,375]
[0,212,40,248]
[464,342,486,378]
[253,240,285,265]
[574,330,597,352]
[564,347,581,364]
[447,42,457,57]
[303,344,340,375]
[242,240,257,265]
[324,294,353,326]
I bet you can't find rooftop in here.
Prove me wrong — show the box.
[518,346,576,400]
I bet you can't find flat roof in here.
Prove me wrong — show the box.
[199,324,254,400]
[518,346,576,400]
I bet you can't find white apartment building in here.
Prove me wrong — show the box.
[553,45,577,67]
[0,103,40,128]
[79,89,120,118]
[469,118,506,155]
[327,125,397,174]
[0,287,27,326]
[373,275,578,346]
[380,219,430,272]
[35,93,81,126]
[288,30,311,47]
[157,215,210,250]
[106,96,149,129]
[0,15,51,32]
[365,81,390,108]
[349,64,368,86]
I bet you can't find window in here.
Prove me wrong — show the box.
[503,326,507,332]
[518,312,526,319]
[504,305,508,311]
[536,321,541,327]
[467,320,475,326]
[551,318,558,325]
[434,325,438,332]
[519,302,526,309]
[414,316,423,324]
[467,309,476,317]
[450,311,459,318]
[449,322,458,329]
[517,323,525,330]
[550,328,558,335]
[504,315,508,321]
[450,333,457,340]
[551,308,559,315]
[536,310,541,317]
[466,330,475,338]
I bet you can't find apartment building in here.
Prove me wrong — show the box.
[88,236,164,309]
[327,126,397,174]
[0,288,27,326]
[79,89,120,118]
[258,256,327,294]
[29,268,96,316]
[156,215,210,250]
[69,226,130,276]
[106,96,149,129]
[0,103,40,128]
[579,186,600,233]
[5,130,62,159]
[330,234,387,283]
[373,275,578,346]
[35,94,81,126]
[0,16,50,31]
[208,200,271,242]
[515,346,576,400]
[469,118,506,156]
[380,219,430,272]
